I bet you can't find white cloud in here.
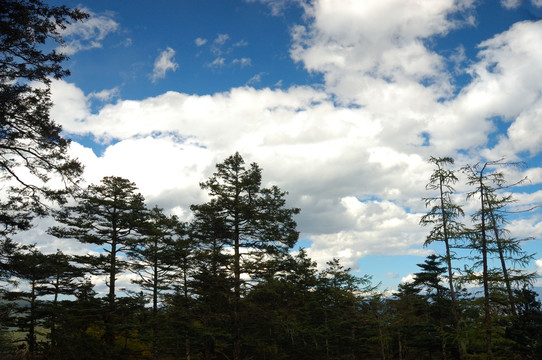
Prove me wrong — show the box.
[501,0,522,9]
[233,58,252,67]
[50,80,91,127]
[119,38,133,48]
[195,37,208,46]
[59,9,119,55]
[284,0,488,159]
[501,0,542,8]
[199,34,250,67]
[89,87,120,102]
[211,34,230,55]
[492,102,542,157]
[508,216,542,241]
[234,40,249,47]
[304,197,429,269]
[214,33,230,45]
[208,57,226,68]
[247,72,265,84]
[290,0,476,103]
[452,21,542,158]
[457,21,542,120]
[151,47,179,82]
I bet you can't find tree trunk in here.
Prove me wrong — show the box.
[152,238,159,359]
[486,200,517,317]
[28,278,37,357]
[105,229,118,349]
[233,212,241,360]
[438,176,464,359]
[51,273,60,349]
[479,168,493,359]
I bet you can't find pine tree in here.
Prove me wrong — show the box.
[316,258,374,360]
[47,279,108,359]
[4,244,54,357]
[506,287,542,358]
[462,160,536,357]
[471,161,535,316]
[128,206,183,316]
[0,238,21,356]
[243,250,319,360]
[1,0,86,237]
[190,152,300,360]
[49,176,147,349]
[127,205,187,358]
[390,281,432,360]
[412,254,455,359]
[420,156,465,357]
[40,250,85,350]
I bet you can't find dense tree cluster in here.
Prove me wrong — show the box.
[1,0,541,359]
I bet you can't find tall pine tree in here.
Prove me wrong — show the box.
[49,176,147,350]
[190,152,299,360]
[420,156,466,358]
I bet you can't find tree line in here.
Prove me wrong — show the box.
[1,0,541,359]
[1,153,541,359]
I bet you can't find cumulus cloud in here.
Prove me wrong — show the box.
[458,21,542,119]
[151,47,179,82]
[452,21,542,158]
[290,0,476,102]
[50,80,91,127]
[305,197,429,269]
[58,9,119,55]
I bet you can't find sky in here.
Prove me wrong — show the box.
[21,0,542,292]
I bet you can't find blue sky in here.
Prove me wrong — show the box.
[29,0,542,292]
[55,0,315,99]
